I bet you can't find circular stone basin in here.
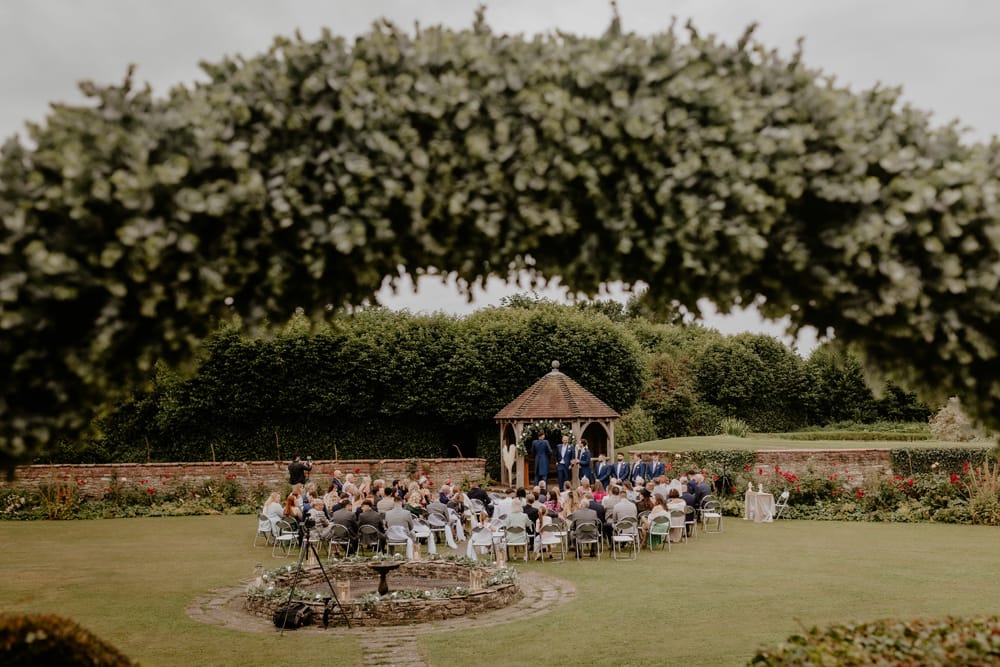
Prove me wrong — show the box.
[245,558,520,627]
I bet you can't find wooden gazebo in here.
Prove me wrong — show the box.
[494,360,620,487]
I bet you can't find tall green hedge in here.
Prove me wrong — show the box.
[92,304,645,463]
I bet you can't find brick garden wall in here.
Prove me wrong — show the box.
[0,458,486,499]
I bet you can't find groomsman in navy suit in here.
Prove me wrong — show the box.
[556,435,574,490]
[576,439,593,484]
[629,452,646,484]
[594,454,612,489]
[646,453,665,481]
[612,453,630,485]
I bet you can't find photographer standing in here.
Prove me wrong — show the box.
[288,454,312,485]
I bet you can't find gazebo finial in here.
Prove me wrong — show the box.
[550,360,560,373]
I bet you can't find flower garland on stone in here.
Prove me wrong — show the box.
[518,420,575,455]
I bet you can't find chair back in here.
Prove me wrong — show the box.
[505,525,528,546]
[575,523,599,544]
[669,508,686,528]
[470,526,494,546]
[385,525,411,543]
[412,518,432,538]
[613,517,638,536]
[330,523,352,543]
[358,524,382,545]
[779,490,790,501]
[427,512,448,529]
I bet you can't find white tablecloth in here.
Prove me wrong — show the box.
[744,491,775,522]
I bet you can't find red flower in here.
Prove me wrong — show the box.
[161,481,167,486]
[758,468,763,476]
[353,468,361,474]
[712,475,719,482]
[774,465,781,473]
[950,473,960,485]
[744,465,751,471]
[855,488,865,499]
[162,474,171,479]
[906,478,915,486]
[147,488,156,495]
[962,461,970,474]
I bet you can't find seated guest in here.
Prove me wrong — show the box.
[569,500,599,556]
[331,497,358,536]
[384,496,414,533]
[635,488,654,515]
[376,487,396,513]
[602,485,623,513]
[505,500,532,530]
[404,491,427,517]
[357,499,384,529]
[262,492,284,524]
[586,492,606,525]
[544,489,562,515]
[666,488,687,542]
[426,493,450,519]
[522,493,540,524]
[592,479,608,502]
[467,480,493,517]
[608,489,638,540]
[283,492,302,524]
[642,495,669,543]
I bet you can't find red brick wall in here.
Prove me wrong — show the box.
[0,458,486,500]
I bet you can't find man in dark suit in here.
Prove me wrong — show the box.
[556,435,574,490]
[646,454,665,481]
[577,440,592,484]
[612,452,630,486]
[594,454,611,489]
[531,431,552,485]
[629,452,645,485]
[357,499,385,550]
[468,480,493,517]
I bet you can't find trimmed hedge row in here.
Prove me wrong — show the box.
[750,616,1000,666]
[890,447,992,475]
[765,431,930,441]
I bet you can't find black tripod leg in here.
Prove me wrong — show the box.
[278,535,311,636]
[310,542,351,628]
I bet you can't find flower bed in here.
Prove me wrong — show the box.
[244,556,520,627]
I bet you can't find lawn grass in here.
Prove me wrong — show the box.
[3,517,999,666]
[624,434,984,451]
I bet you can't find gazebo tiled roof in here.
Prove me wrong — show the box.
[494,362,620,421]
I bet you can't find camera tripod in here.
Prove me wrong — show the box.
[279,522,351,633]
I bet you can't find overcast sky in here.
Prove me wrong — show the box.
[3,0,999,355]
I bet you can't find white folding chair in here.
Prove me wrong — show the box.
[774,490,790,519]
[611,518,639,560]
[467,525,496,560]
[504,525,529,561]
[253,513,274,547]
[701,499,723,533]
[272,519,299,558]
[538,524,566,561]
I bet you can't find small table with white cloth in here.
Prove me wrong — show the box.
[743,490,775,522]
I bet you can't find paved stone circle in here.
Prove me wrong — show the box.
[187,569,575,666]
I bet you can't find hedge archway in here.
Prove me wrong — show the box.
[1,11,997,473]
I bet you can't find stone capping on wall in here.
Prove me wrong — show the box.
[0,458,487,500]
[244,560,521,627]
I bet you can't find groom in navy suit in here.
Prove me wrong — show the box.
[531,431,552,485]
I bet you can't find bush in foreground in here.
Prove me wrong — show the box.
[750,616,999,666]
[0,613,137,666]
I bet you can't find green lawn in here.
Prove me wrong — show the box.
[625,434,983,451]
[2,516,999,666]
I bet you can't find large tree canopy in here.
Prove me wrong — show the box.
[1,12,997,473]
